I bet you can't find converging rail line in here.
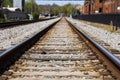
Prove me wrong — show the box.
[0,18,55,29]
[0,18,120,80]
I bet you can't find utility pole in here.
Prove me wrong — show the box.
[22,0,25,12]
[0,0,4,8]
[0,0,4,19]
[116,0,118,14]
[88,0,91,15]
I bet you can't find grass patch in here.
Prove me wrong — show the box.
[80,20,113,31]
[0,18,7,23]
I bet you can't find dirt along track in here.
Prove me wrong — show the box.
[1,18,119,80]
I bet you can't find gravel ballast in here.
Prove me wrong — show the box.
[67,18,120,51]
[0,18,60,50]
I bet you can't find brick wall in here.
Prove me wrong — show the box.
[103,0,116,14]
[83,0,91,14]
[84,0,120,14]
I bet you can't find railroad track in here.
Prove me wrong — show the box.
[0,18,55,28]
[67,18,120,59]
[0,18,120,80]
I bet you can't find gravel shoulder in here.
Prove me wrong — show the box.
[0,18,60,50]
[67,17,120,52]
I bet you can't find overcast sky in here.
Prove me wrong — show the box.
[35,0,84,6]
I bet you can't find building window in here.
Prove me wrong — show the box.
[99,8,102,13]
[99,0,103,3]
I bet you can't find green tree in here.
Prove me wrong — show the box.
[3,0,13,7]
[60,4,76,16]
[32,12,39,20]
[25,0,39,14]
[25,1,76,17]
[51,4,60,15]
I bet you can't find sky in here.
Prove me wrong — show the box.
[35,0,84,6]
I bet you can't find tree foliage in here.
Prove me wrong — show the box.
[51,4,60,15]
[25,0,39,14]
[32,12,39,20]
[60,4,76,16]
[25,1,77,17]
[3,0,12,7]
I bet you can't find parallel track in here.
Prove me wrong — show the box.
[0,18,120,80]
[0,18,55,29]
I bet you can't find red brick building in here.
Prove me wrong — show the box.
[83,0,91,14]
[83,0,120,15]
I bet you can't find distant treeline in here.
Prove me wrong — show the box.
[25,0,77,16]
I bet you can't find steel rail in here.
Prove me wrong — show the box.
[0,18,56,28]
[66,18,120,70]
[0,18,61,74]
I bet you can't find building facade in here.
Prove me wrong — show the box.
[83,0,120,15]
[13,0,25,12]
[0,8,27,20]
[83,0,91,14]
